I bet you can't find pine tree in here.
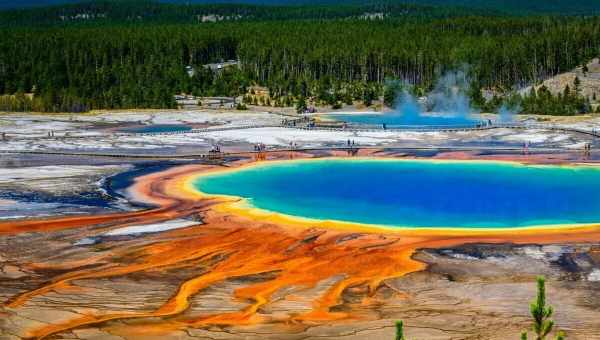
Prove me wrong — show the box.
[469,80,486,110]
[295,96,307,113]
[574,77,581,95]
[384,83,399,108]
[521,276,566,340]
[363,86,376,107]
[395,321,406,340]
[531,276,554,340]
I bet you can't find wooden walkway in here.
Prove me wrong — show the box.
[0,144,593,160]
[1,122,598,160]
[3,122,600,140]
[114,123,600,138]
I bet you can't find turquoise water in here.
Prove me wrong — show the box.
[121,124,192,133]
[322,112,481,127]
[194,159,600,228]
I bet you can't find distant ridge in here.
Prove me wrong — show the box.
[165,0,600,14]
[1,0,600,14]
[0,0,82,9]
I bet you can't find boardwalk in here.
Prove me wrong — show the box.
[0,122,598,160]
[2,120,600,140]
[0,144,594,160]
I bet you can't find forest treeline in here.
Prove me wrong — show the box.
[3,0,600,15]
[0,0,488,27]
[1,1,600,113]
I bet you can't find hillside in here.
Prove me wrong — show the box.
[521,59,600,106]
[1,0,600,114]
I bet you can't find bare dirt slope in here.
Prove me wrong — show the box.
[521,58,600,107]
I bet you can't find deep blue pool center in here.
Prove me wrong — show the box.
[194,159,600,229]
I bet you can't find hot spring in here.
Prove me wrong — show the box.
[321,92,486,128]
[193,159,600,229]
[120,124,192,134]
[321,112,480,128]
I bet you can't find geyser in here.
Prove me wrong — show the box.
[324,70,486,127]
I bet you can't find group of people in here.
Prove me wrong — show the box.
[584,142,593,159]
[475,119,494,128]
[282,116,316,128]
[522,140,594,158]
[254,143,267,152]
[346,140,359,156]
[522,141,530,155]
[281,119,296,127]
[205,145,223,160]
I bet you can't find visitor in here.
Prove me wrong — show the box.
[584,143,591,159]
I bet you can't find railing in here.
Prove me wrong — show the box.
[1,121,599,143]
[0,144,594,160]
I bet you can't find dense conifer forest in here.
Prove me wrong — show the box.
[1,0,599,113]
[3,0,600,14]
[0,1,487,27]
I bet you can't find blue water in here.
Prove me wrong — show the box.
[121,124,192,134]
[194,159,600,228]
[323,94,481,127]
[322,113,479,127]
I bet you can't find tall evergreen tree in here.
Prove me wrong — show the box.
[395,321,406,340]
[521,276,566,340]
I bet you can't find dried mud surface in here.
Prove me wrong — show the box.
[2,150,600,340]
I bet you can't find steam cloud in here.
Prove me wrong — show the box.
[498,104,519,123]
[388,68,518,125]
[388,69,480,126]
